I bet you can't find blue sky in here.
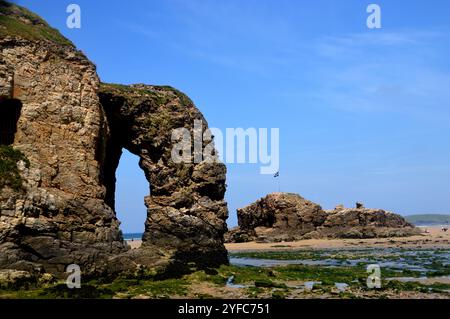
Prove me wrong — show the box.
[17,0,450,232]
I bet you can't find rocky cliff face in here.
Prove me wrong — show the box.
[0,2,228,277]
[226,193,420,243]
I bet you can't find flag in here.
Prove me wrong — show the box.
[274,171,279,178]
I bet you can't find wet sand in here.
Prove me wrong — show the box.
[126,226,449,251]
[226,226,450,252]
[126,240,142,249]
[386,276,450,285]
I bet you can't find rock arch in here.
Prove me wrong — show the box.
[98,84,229,272]
[0,3,229,277]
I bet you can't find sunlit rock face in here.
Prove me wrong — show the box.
[316,206,419,239]
[0,2,228,277]
[99,84,229,273]
[226,193,420,243]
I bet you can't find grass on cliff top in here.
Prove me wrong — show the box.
[0,1,74,46]
[0,144,29,191]
[100,82,193,106]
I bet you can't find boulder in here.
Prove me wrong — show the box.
[231,193,327,242]
[317,207,420,239]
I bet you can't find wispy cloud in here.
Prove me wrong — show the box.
[119,0,302,75]
[316,31,444,59]
[304,29,450,121]
[366,164,450,176]
[120,1,450,124]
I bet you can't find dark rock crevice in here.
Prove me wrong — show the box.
[0,98,22,145]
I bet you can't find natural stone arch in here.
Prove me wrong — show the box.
[99,84,229,272]
[0,2,228,278]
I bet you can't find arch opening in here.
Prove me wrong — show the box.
[114,149,149,239]
[0,98,22,145]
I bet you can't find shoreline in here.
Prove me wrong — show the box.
[125,226,450,251]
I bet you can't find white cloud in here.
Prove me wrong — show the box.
[307,30,450,120]
[316,30,444,59]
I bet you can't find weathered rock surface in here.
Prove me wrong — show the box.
[99,84,228,273]
[226,193,420,243]
[226,193,326,242]
[0,2,228,278]
[315,206,419,239]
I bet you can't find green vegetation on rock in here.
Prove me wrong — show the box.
[0,263,449,299]
[230,248,450,277]
[0,145,29,191]
[0,0,73,46]
[99,83,192,107]
[156,86,193,106]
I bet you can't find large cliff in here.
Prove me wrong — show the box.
[0,1,228,277]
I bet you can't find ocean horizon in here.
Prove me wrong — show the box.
[123,233,143,240]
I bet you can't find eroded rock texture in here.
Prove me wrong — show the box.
[315,206,419,239]
[226,193,326,242]
[226,193,420,243]
[0,2,228,277]
[99,84,228,272]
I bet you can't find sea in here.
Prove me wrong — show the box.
[123,233,143,240]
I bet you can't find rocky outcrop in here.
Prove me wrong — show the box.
[226,193,326,242]
[0,2,228,278]
[314,206,418,239]
[226,193,420,243]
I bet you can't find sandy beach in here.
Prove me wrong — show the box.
[125,226,450,251]
[126,239,142,250]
